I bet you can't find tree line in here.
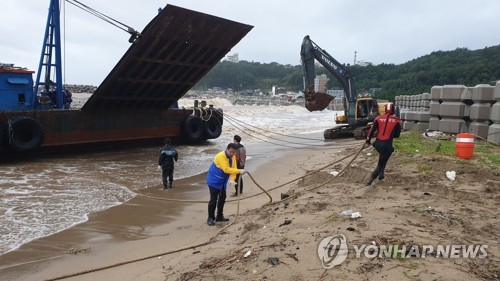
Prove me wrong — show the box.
[195,44,500,101]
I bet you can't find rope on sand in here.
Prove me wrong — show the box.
[45,143,368,280]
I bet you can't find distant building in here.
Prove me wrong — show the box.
[272,85,287,95]
[314,74,329,93]
[226,53,239,63]
[327,89,344,99]
[355,60,373,67]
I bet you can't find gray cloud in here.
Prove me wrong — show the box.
[1,0,498,85]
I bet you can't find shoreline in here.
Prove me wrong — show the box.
[2,132,497,280]
[1,132,339,280]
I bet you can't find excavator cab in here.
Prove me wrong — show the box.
[335,98,379,125]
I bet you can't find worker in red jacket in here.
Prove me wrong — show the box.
[365,102,401,186]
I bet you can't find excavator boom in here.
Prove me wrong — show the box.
[300,35,380,139]
[300,36,333,111]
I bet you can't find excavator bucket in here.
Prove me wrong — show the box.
[304,89,333,111]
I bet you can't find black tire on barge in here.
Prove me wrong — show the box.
[204,116,222,139]
[0,125,5,148]
[182,115,205,142]
[8,116,45,152]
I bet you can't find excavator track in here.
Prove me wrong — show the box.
[352,126,370,139]
[323,125,353,140]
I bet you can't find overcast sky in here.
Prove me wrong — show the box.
[1,0,498,86]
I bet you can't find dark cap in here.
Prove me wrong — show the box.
[233,135,241,143]
[227,143,238,150]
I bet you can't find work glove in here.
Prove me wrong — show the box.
[239,169,247,175]
[365,138,371,146]
[157,165,161,170]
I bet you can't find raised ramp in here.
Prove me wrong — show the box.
[82,5,253,112]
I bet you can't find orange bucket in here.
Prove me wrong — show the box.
[455,133,475,159]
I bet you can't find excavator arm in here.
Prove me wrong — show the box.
[300,35,357,114]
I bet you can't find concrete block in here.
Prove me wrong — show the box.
[422,100,430,107]
[431,86,442,101]
[406,111,415,121]
[429,117,440,131]
[438,118,467,134]
[414,112,431,122]
[494,81,500,100]
[471,84,495,102]
[413,122,429,131]
[441,85,467,101]
[439,101,466,118]
[403,121,414,131]
[430,101,441,116]
[469,103,492,121]
[421,93,430,100]
[491,103,500,123]
[488,123,500,144]
[468,121,490,139]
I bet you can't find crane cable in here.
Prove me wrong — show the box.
[44,142,368,280]
[65,0,140,38]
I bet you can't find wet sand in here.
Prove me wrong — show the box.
[0,133,335,281]
[3,132,498,281]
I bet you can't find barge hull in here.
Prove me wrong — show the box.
[0,5,252,156]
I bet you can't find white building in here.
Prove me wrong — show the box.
[226,53,239,63]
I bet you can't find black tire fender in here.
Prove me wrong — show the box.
[204,117,222,139]
[182,115,205,142]
[8,116,45,152]
[0,125,5,148]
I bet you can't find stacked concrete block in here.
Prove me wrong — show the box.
[469,84,494,139]
[391,84,498,139]
[438,85,471,134]
[429,86,442,131]
[395,93,431,131]
[488,82,500,144]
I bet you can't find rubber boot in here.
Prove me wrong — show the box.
[378,172,385,180]
[168,181,173,189]
[366,177,375,186]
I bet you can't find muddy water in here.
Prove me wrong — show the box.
[0,100,339,258]
[0,143,219,256]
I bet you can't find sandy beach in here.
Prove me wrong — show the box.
[1,133,499,281]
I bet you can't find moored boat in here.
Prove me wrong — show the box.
[0,3,253,157]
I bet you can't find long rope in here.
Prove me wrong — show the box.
[222,110,325,141]
[214,109,324,141]
[213,109,360,150]
[44,143,368,280]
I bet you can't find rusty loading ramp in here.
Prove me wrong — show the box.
[82,5,253,112]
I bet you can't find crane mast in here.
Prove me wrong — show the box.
[34,0,64,109]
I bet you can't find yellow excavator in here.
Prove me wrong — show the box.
[300,35,382,139]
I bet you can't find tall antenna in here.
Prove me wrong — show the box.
[354,50,357,65]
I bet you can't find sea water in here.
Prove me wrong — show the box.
[0,97,339,256]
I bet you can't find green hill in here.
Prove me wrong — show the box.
[195,45,500,101]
